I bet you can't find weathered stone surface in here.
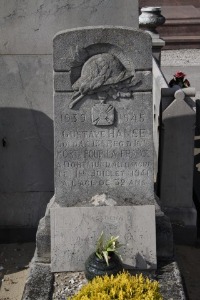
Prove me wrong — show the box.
[0,0,138,55]
[35,196,58,263]
[22,260,53,300]
[54,71,152,92]
[54,27,152,71]
[157,260,186,300]
[54,27,153,207]
[51,205,157,272]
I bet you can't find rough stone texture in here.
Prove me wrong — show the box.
[51,206,157,272]
[0,0,138,55]
[54,27,152,72]
[54,70,152,93]
[35,196,58,263]
[54,27,153,207]
[157,260,186,300]
[22,259,53,300]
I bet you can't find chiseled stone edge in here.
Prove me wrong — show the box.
[22,258,53,300]
[157,260,186,300]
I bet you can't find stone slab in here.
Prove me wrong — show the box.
[54,27,153,207]
[0,0,138,55]
[160,97,195,208]
[51,205,157,272]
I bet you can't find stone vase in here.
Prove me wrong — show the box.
[139,7,165,34]
[84,252,123,280]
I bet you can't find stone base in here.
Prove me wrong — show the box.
[22,259,53,300]
[34,195,174,266]
[51,205,157,272]
[35,199,174,267]
[163,207,197,226]
[23,258,186,300]
[22,195,175,298]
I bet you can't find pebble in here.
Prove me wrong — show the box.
[52,271,87,300]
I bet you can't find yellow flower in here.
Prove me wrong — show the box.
[70,271,163,300]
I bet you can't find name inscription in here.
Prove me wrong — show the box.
[56,105,153,190]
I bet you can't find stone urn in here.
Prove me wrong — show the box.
[139,7,165,34]
[85,252,123,280]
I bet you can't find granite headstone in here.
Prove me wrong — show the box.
[51,26,156,271]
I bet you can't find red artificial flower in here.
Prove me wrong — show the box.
[174,71,186,78]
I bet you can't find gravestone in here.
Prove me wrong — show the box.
[160,89,196,226]
[51,26,157,272]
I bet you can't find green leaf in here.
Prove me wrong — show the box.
[95,252,103,259]
[102,251,109,266]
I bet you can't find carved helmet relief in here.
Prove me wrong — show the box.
[69,53,136,109]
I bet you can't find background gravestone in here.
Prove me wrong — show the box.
[51,26,157,272]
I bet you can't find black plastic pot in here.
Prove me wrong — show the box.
[84,252,123,280]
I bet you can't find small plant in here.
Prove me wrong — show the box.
[95,232,122,266]
[70,271,163,300]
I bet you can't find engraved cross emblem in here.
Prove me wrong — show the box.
[92,103,114,126]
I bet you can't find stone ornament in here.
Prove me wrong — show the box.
[92,103,114,126]
[69,53,136,109]
[139,7,165,34]
[69,52,142,126]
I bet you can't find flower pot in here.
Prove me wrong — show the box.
[85,252,123,280]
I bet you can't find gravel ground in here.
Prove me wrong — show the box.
[161,49,200,66]
[53,271,87,300]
